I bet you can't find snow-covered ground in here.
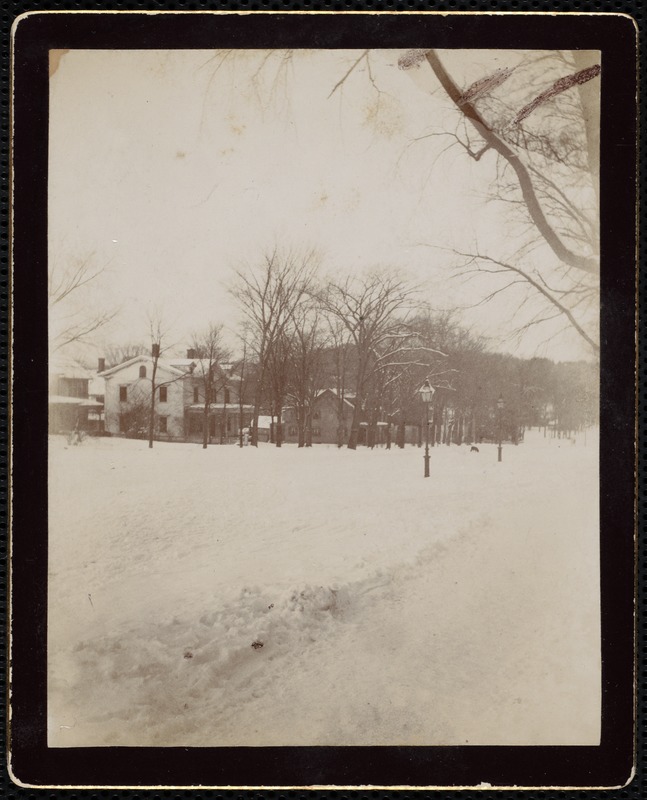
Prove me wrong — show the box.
[47,430,600,747]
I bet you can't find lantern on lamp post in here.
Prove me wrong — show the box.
[418,380,435,477]
[497,394,505,462]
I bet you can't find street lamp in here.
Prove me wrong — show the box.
[497,394,504,462]
[418,380,435,477]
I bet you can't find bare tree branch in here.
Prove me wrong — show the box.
[422,50,599,275]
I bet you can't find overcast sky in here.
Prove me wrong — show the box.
[48,48,599,362]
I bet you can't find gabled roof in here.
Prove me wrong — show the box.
[168,358,197,369]
[315,388,355,408]
[98,354,191,379]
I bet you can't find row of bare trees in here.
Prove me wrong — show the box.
[229,248,598,451]
[232,249,587,450]
[230,248,452,449]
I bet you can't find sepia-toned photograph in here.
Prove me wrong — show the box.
[44,43,605,751]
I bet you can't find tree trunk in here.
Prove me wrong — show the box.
[397,419,405,449]
[275,404,283,447]
[202,406,209,449]
[148,401,155,448]
[221,396,227,444]
[306,408,313,447]
[297,404,306,448]
[347,402,361,450]
[336,398,345,448]
[148,361,158,449]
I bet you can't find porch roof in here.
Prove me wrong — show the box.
[186,403,254,412]
[49,395,84,405]
[49,396,104,409]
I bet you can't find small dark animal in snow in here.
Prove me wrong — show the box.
[470,445,480,453]
[251,640,264,650]
[183,651,193,659]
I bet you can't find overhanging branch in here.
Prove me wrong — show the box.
[423,50,599,276]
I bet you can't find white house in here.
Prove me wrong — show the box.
[99,352,253,443]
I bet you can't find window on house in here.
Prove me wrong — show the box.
[193,386,199,403]
[289,426,298,436]
[159,416,167,433]
[139,365,147,378]
[119,386,127,402]
[224,388,231,404]
[159,386,167,402]
[119,414,127,432]
[312,427,321,437]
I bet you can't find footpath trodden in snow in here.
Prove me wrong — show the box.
[47,431,600,747]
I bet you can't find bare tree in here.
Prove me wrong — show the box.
[288,305,328,448]
[48,253,117,352]
[318,271,427,449]
[191,323,229,449]
[398,49,600,352]
[104,342,148,368]
[266,329,294,447]
[144,312,186,450]
[320,48,600,352]
[230,247,317,446]
[325,315,355,448]
[203,50,600,353]
[376,312,458,448]
[235,338,250,448]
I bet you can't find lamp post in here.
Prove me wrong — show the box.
[419,380,435,477]
[497,394,504,462]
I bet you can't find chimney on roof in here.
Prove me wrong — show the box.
[186,348,197,359]
[152,343,160,359]
[98,357,105,373]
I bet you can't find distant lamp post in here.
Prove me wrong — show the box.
[419,380,435,478]
[497,394,505,462]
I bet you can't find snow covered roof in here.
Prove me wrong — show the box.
[49,356,93,380]
[98,355,190,379]
[315,388,355,408]
[48,395,85,405]
[187,360,242,380]
[80,399,104,408]
[49,395,103,408]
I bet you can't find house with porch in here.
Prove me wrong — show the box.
[48,355,104,434]
[100,351,253,443]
